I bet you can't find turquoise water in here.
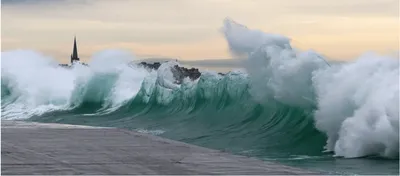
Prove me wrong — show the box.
[2,19,399,175]
[2,65,398,174]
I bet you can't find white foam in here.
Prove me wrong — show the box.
[1,49,204,119]
[88,50,149,114]
[137,129,166,135]
[154,61,181,105]
[222,18,327,108]
[1,50,77,119]
[221,18,399,158]
[313,55,399,158]
[1,49,148,119]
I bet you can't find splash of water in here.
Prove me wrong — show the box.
[221,18,399,159]
[1,19,398,161]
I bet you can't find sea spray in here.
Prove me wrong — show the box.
[1,49,148,118]
[89,50,149,113]
[313,54,399,158]
[1,18,398,175]
[221,18,399,159]
[1,50,77,118]
[222,18,327,109]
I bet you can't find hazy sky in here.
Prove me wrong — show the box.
[2,0,399,63]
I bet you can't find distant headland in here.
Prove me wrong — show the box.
[58,37,206,82]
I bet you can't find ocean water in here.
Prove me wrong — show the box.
[1,19,399,175]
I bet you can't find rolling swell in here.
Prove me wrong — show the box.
[16,69,325,159]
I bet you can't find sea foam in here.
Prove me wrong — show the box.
[221,18,399,158]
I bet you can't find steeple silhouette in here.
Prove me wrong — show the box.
[70,36,79,64]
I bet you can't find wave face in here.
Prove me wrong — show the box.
[1,19,399,174]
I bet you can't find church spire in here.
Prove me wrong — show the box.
[71,36,79,64]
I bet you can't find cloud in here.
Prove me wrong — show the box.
[2,0,223,45]
[286,0,398,17]
[2,0,52,5]
[2,0,398,61]
[2,0,63,6]
[1,0,92,6]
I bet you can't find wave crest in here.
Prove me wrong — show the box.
[1,19,398,161]
[222,18,399,159]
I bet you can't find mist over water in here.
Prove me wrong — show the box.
[1,19,399,174]
[222,18,399,159]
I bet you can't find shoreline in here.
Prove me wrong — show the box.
[1,120,320,175]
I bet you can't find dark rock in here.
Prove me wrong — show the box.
[172,65,201,82]
[138,62,161,70]
[138,61,202,84]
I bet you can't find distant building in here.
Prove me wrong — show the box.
[59,36,88,67]
[71,36,80,64]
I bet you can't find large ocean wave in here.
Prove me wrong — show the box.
[1,19,398,165]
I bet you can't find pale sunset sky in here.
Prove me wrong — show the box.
[1,0,399,63]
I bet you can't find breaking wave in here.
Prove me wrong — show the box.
[1,18,398,174]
